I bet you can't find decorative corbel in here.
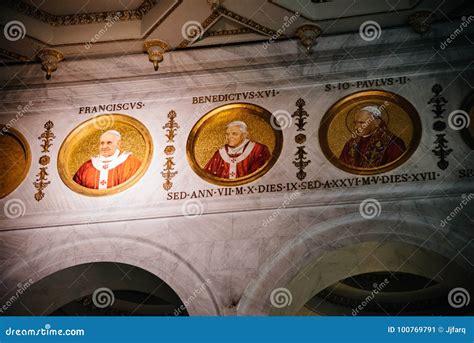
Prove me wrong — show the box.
[143,39,171,72]
[408,11,434,34]
[207,0,221,10]
[295,24,321,53]
[37,48,64,80]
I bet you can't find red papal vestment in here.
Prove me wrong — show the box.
[204,140,271,179]
[73,151,141,189]
[339,124,406,168]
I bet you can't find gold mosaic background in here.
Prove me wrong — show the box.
[65,121,148,178]
[327,100,414,157]
[0,132,29,198]
[193,108,277,168]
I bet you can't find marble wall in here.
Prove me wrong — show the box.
[0,21,473,315]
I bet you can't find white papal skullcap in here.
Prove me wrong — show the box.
[360,105,382,119]
[101,130,122,139]
[227,121,248,133]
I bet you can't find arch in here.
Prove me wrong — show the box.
[238,212,473,315]
[1,234,221,316]
[7,261,189,316]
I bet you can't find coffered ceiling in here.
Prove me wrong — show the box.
[0,0,471,63]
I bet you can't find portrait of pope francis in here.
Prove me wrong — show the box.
[73,130,142,189]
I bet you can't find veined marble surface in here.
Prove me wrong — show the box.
[0,21,472,316]
[0,70,472,230]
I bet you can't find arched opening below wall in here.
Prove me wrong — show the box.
[299,271,470,316]
[6,262,188,316]
[271,241,473,316]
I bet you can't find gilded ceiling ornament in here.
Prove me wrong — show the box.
[207,0,221,11]
[143,39,171,71]
[408,11,434,34]
[295,24,321,53]
[37,49,64,80]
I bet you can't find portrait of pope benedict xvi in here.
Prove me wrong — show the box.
[203,120,271,180]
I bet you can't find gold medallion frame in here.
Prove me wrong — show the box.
[461,92,474,150]
[57,114,153,197]
[0,126,31,199]
[186,103,283,186]
[319,90,422,175]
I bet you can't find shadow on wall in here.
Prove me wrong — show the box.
[238,213,474,316]
[2,262,188,316]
